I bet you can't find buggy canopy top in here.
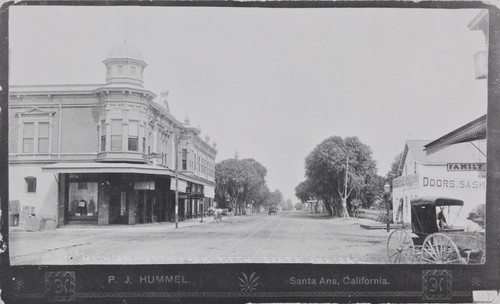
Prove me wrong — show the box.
[411,196,464,207]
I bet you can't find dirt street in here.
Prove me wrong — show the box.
[9,211,392,264]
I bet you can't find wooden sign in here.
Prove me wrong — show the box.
[447,163,486,171]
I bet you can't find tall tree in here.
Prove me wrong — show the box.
[295,180,314,203]
[304,136,378,217]
[267,189,285,209]
[355,173,386,208]
[214,158,245,209]
[215,158,270,214]
[284,198,294,211]
[386,152,404,185]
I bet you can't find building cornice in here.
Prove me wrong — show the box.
[10,84,104,95]
[94,86,156,99]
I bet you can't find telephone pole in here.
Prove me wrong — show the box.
[175,129,179,228]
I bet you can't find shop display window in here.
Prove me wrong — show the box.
[120,191,126,216]
[68,182,98,216]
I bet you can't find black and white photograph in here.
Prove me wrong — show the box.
[6,5,489,265]
[2,2,499,303]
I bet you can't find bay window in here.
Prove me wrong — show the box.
[182,149,187,170]
[140,124,145,153]
[111,120,122,151]
[101,121,107,152]
[128,121,139,151]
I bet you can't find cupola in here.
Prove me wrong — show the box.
[103,42,147,87]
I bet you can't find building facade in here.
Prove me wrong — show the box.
[9,42,217,227]
[390,10,490,228]
[392,139,486,225]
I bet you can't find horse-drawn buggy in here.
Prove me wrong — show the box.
[386,197,485,264]
[207,206,232,223]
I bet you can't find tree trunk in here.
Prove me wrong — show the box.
[323,199,334,216]
[340,197,350,218]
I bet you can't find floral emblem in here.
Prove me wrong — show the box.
[13,277,25,290]
[471,276,481,287]
[238,272,260,292]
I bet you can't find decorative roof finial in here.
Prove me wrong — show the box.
[160,90,170,112]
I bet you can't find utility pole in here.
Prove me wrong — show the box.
[345,156,348,198]
[343,155,349,218]
[175,129,179,228]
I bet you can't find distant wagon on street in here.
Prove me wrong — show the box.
[268,206,278,215]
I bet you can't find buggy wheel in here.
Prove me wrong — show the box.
[387,229,415,263]
[421,233,466,264]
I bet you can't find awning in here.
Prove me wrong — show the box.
[42,163,214,191]
[424,115,486,155]
[42,162,176,176]
[411,196,464,207]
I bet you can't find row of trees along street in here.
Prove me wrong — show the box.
[214,158,294,215]
[295,136,403,218]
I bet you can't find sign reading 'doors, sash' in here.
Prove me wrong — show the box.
[170,179,188,193]
[134,181,155,190]
[447,163,486,171]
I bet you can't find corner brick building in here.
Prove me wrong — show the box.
[9,42,217,227]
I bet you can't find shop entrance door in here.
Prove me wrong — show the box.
[110,187,128,224]
[137,190,156,223]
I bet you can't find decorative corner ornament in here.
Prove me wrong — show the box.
[44,271,76,302]
[238,272,260,292]
[422,270,452,300]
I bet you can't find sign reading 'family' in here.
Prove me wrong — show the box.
[447,163,486,171]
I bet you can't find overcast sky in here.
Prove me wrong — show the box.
[9,6,487,201]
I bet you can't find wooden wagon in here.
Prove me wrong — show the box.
[386,197,485,264]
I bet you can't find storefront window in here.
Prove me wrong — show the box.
[68,182,98,216]
[120,191,126,216]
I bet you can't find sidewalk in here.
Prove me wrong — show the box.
[8,217,212,258]
[11,216,207,232]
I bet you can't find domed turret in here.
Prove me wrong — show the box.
[106,42,144,62]
[103,42,147,87]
